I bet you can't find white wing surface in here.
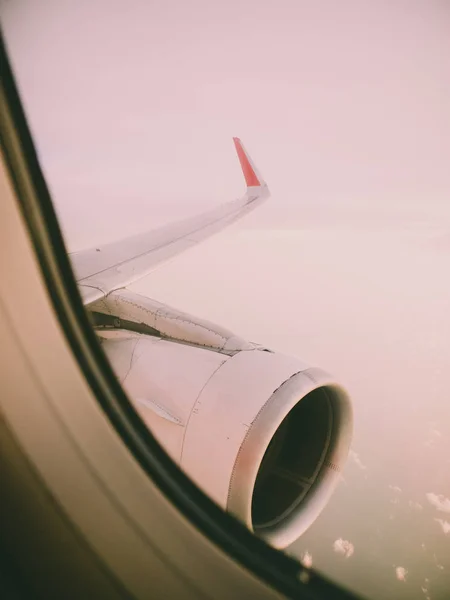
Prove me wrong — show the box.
[70,138,269,306]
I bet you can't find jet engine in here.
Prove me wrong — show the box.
[92,290,352,550]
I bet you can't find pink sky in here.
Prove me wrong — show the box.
[2,0,450,250]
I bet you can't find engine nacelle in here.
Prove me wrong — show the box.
[99,329,352,549]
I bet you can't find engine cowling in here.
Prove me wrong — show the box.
[99,329,352,550]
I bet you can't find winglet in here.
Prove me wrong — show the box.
[233,137,265,188]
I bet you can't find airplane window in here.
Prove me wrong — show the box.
[2,2,449,599]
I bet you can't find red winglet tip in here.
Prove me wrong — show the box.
[233,137,261,187]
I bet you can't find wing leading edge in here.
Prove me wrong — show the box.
[70,138,269,306]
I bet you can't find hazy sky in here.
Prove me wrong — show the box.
[2,0,450,251]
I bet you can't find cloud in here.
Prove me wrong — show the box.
[408,500,423,511]
[421,585,430,600]
[422,576,432,600]
[435,518,450,534]
[333,538,354,558]
[300,551,313,568]
[389,485,402,493]
[395,566,408,581]
[426,492,450,513]
[424,425,444,449]
[349,450,367,470]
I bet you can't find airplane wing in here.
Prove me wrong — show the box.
[69,138,270,306]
